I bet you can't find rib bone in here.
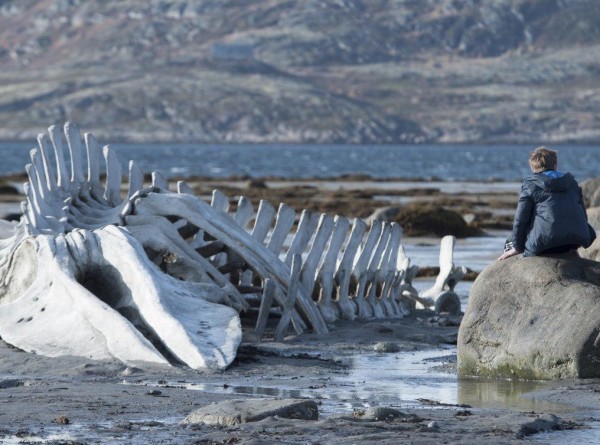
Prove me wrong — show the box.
[0,122,465,370]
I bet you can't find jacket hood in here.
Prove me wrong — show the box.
[527,172,576,192]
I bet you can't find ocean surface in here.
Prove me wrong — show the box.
[1,142,600,181]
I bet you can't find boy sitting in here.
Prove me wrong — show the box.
[499,147,595,260]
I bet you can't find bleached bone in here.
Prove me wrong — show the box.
[177,180,194,195]
[384,224,405,316]
[255,278,275,340]
[285,209,319,266]
[0,227,240,369]
[373,223,402,317]
[352,220,382,319]
[334,218,366,320]
[0,123,250,370]
[390,245,419,310]
[267,203,296,254]
[363,222,392,319]
[274,254,302,342]
[234,196,254,229]
[211,189,230,213]
[207,190,232,269]
[419,235,465,314]
[122,214,248,311]
[251,200,276,241]
[300,214,335,299]
[240,200,276,286]
[316,215,349,323]
[132,192,329,334]
[0,122,464,368]
[218,196,254,280]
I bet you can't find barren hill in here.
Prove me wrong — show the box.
[1,0,599,144]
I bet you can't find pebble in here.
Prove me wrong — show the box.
[373,342,400,353]
[363,407,407,421]
[121,366,142,376]
[54,415,70,425]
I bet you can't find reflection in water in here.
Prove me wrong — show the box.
[190,383,305,400]
[340,351,572,413]
[457,378,571,413]
[126,348,571,414]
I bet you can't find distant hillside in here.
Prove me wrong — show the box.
[1,0,600,144]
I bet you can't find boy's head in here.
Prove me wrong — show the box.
[529,147,558,173]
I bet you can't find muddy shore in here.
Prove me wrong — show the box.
[1,177,598,444]
[0,314,593,445]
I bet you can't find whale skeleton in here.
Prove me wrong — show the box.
[0,123,464,370]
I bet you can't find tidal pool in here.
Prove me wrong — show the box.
[125,347,571,416]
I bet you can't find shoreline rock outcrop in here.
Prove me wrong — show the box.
[458,253,600,379]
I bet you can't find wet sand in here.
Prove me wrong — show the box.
[0,177,598,443]
[0,315,592,444]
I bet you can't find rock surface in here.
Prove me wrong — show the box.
[458,253,600,379]
[183,399,319,426]
[373,341,400,353]
[581,179,600,208]
[394,204,481,238]
[579,206,600,261]
[360,407,408,422]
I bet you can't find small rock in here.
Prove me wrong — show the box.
[373,342,400,353]
[0,184,19,195]
[0,379,24,389]
[53,415,70,425]
[1,213,21,222]
[518,414,560,437]
[183,399,319,426]
[440,333,458,344]
[363,407,407,421]
[427,420,439,429]
[377,327,394,333]
[121,366,142,376]
[246,179,267,189]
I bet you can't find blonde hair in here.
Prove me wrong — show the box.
[529,146,558,173]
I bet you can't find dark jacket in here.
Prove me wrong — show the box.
[512,171,593,256]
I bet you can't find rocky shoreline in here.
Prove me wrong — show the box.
[1,176,600,443]
[0,315,595,444]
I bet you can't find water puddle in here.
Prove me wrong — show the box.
[529,419,600,443]
[123,348,571,416]
[119,346,600,442]
[404,231,509,272]
[0,418,183,445]
[456,378,570,412]
[1,432,78,444]
[336,349,571,413]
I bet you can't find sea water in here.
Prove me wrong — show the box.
[1,142,600,182]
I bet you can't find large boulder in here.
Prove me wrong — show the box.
[578,207,600,260]
[587,206,600,232]
[458,253,600,379]
[581,178,600,208]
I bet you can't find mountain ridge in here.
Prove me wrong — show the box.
[1,0,599,144]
